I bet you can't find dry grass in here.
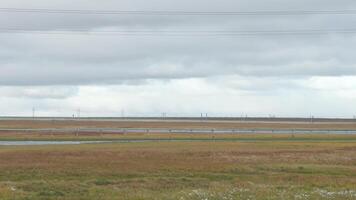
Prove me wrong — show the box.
[0,140,355,199]
[1,119,356,130]
[0,131,356,142]
[0,120,355,199]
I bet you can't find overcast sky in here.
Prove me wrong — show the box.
[1,0,356,117]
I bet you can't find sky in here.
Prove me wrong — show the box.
[1,0,356,118]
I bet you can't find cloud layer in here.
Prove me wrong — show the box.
[1,0,356,117]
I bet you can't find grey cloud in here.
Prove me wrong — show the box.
[0,86,79,99]
[1,0,356,85]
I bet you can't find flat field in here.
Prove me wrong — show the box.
[0,119,355,200]
[2,119,356,130]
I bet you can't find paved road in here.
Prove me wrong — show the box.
[1,128,356,134]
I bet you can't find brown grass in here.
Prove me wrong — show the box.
[0,141,355,199]
[1,119,356,130]
[0,119,356,199]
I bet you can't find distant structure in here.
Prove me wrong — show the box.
[32,107,35,118]
[77,109,81,118]
[162,112,167,119]
[121,109,125,118]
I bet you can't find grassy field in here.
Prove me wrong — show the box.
[0,120,355,199]
[0,131,356,142]
[2,119,356,130]
[0,138,355,200]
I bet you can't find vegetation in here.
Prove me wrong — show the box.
[2,119,356,130]
[0,137,355,200]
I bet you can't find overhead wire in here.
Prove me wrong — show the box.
[1,7,356,37]
[1,7,356,15]
[1,28,356,36]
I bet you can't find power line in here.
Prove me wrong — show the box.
[1,7,356,16]
[1,28,356,36]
